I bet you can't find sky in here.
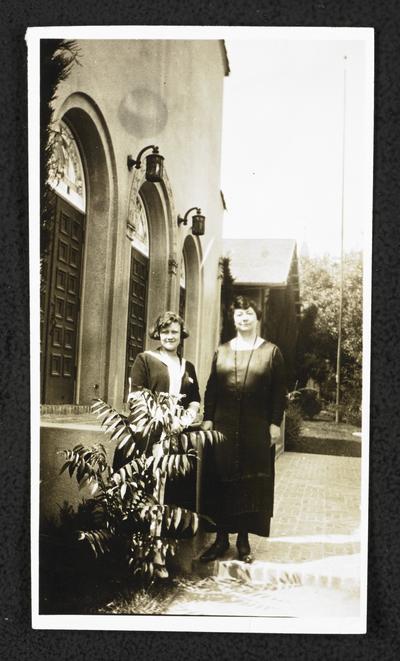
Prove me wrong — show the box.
[221,35,373,258]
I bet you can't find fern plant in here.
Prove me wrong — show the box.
[59,389,224,582]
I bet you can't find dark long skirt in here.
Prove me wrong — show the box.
[200,443,275,536]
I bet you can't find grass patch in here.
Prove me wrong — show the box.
[300,418,361,441]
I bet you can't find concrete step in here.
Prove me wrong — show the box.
[191,549,359,593]
[166,553,360,618]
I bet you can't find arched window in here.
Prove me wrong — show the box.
[48,121,86,212]
[131,194,150,258]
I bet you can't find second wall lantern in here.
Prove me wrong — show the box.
[127,145,164,183]
[177,207,206,236]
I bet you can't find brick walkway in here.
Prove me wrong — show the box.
[254,452,361,563]
[193,452,361,567]
[190,451,361,588]
[167,452,362,619]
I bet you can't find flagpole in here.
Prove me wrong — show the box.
[335,55,347,424]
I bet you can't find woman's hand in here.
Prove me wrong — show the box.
[201,420,214,431]
[269,423,281,444]
[170,419,185,435]
[179,408,196,429]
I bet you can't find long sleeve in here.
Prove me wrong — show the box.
[270,346,287,427]
[203,351,218,421]
[185,361,201,406]
[129,353,149,391]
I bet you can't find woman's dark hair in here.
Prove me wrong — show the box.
[149,311,189,340]
[230,295,262,321]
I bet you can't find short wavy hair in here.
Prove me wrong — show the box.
[149,311,189,340]
[230,295,262,321]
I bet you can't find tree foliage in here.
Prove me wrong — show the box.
[219,257,236,343]
[295,253,363,422]
[59,390,224,582]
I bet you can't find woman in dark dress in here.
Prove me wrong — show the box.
[199,296,286,563]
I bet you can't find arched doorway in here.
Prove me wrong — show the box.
[125,194,150,395]
[43,93,115,405]
[41,121,86,404]
[180,234,202,364]
[124,167,179,400]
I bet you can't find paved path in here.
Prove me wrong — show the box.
[193,452,361,566]
[166,452,362,618]
[256,452,361,562]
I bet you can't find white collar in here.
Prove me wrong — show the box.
[146,350,186,377]
[230,336,264,351]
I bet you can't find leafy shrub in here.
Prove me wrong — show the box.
[58,390,224,583]
[289,387,322,420]
[340,392,362,427]
[284,401,303,446]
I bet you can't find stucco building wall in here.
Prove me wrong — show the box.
[47,39,226,408]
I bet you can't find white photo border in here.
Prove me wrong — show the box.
[28,24,374,634]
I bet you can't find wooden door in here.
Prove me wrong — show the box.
[125,247,149,396]
[42,196,85,403]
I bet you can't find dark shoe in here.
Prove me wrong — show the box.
[236,538,252,563]
[199,538,230,563]
[237,549,253,563]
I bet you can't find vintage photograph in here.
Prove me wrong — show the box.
[29,26,374,633]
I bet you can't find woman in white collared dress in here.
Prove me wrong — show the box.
[114,312,200,578]
[114,311,201,512]
[128,321,200,427]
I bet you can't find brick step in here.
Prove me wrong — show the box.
[191,552,359,593]
[41,404,92,415]
[166,553,360,618]
[41,403,131,417]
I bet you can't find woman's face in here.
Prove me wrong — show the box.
[233,307,258,333]
[159,321,181,353]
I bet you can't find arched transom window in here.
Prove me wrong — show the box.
[48,121,86,212]
[130,194,150,257]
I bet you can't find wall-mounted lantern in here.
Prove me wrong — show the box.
[177,207,206,236]
[127,145,164,182]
